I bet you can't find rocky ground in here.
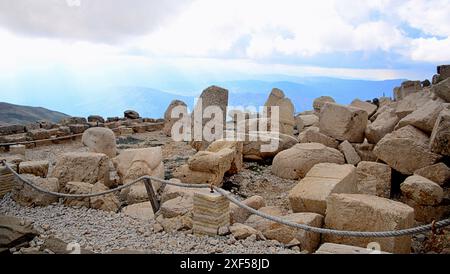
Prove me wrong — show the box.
[1,130,449,254]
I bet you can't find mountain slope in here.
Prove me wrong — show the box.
[0,102,69,125]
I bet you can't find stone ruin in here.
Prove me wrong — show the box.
[1,65,450,254]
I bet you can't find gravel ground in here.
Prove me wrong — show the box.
[0,194,297,254]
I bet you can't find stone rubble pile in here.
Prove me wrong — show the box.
[1,64,450,254]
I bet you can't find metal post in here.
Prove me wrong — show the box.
[143,177,160,213]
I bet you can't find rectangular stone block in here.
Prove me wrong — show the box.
[289,163,356,215]
[324,194,414,254]
[193,191,230,236]
[10,145,26,156]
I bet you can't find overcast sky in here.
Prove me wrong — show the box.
[0,0,449,84]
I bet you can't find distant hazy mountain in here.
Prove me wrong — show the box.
[0,102,69,125]
[0,77,404,119]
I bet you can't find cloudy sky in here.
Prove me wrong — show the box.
[0,0,449,92]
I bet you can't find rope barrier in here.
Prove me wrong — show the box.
[2,161,449,238]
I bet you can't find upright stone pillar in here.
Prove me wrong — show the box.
[193,191,230,236]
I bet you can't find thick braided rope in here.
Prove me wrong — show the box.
[3,162,450,238]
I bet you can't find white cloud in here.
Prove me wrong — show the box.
[0,0,191,43]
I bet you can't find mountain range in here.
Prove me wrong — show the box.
[0,77,404,123]
[0,102,69,125]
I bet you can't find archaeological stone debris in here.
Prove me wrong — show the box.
[1,64,450,255]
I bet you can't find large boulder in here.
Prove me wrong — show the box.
[324,194,414,254]
[289,163,356,215]
[0,216,38,249]
[160,196,193,219]
[338,140,361,165]
[174,140,242,187]
[298,127,339,149]
[393,80,422,101]
[272,143,345,180]
[191,86,228,151]
[319,102,368,143]
[62,182,93,208]
[51,152,109,188]
[262,213,323,253]
[395,100,446,133]
[350,99,377,117]
[163,100,188,137]
[114,147,164,204]
[414,163,450,186]
[90,182,120,212]
[356,161,391,198]
[373,126,442,175]
[230,223,265,240]
[264,88,296,136]
[395,92,438,119]
[432,77,450,102]
[87,115,105,123]
[122,202,155,221]
[313,96,335,113]
[18,161,49,178]
[26,129,51,140]
[12,175,59,207]
[365,106,400,144]
[124,110,140,120]
[230,195,265,224]
[430,108,450,156]
[297,114,319,127]
[400,175,443,206]
[400,197,450,223]
[81,127,117,158]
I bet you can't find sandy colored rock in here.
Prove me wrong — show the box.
[264,88,296,136]
[400,197,450,223]
[414,163,450,186]
[260,213,323,253]
[122,202,155,221]
[400,175,443,206]
[373,126,442,175]
[18,160,49,178]
[160,196,193,218]
[297,114,319,127]
[395,92,438,119]
[12,174,59,207]
[26,129,51,140]
[192,191,230,236]
[81,127,117,158]
[393,80,422,101]
[365,106,399,144]
[191,86,228,151]
[289,163,357,215]
[353,140,377,162]
[51,152,109,188]
[230,223,265,240]
[396,100,446,133]
[244,206,287,232]
[313,96,335,112]
[350,99,377,117]
[62,181,93,208]
[324,194,414,254]
[272,143,345,180]
[90,182,120,212]
[175,140,242,187]
[230,195,265,224]
[356,161,391,198]
[10,145,26,156]
[163,100,188,137]
[432,77,450,102]
[298,127,339,148]
[430,108,450,156]
[319,102,368,143]
[338,140,361,165]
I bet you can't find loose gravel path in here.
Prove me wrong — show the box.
[0,194,296,254]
